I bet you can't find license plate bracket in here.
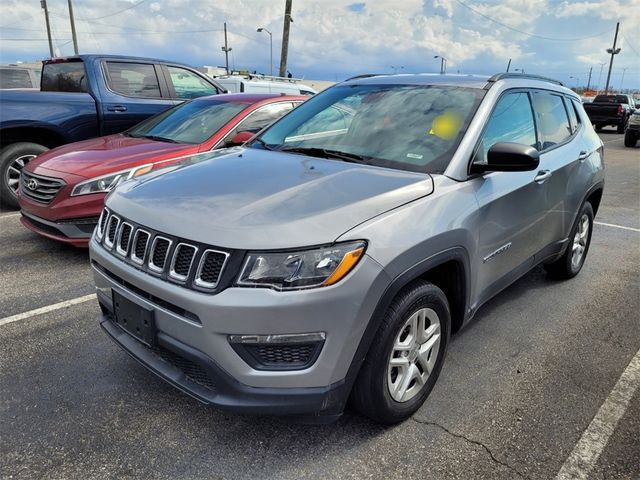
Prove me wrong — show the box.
[112,291,156,346]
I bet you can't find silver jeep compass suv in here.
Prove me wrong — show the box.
[89,73,604,424]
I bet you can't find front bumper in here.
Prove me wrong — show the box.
[20,210,97,247]
[90,236,390,415]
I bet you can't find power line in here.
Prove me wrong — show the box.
[83,0,150,20]
[453,0,611,42]
[621,33,640,57]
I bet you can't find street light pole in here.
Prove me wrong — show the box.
[434,55,447,74]
[40,0,54,58]
[597,62,605,92]
[586,66,593,91]
[257,27,273,76]
[221,22,232,75]
[620,67,628,92]
[604,22,621,94]
[67,0,79,55]
[569,76,579,89]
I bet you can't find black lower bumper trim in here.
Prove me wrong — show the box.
[21,211,97,239]
[98,308,349,417]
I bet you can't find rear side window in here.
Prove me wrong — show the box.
[475,91,537,163]
[564,97,579,134]
[166,66,217,99]
[532,92,571,149]
[41,61,87,92]
[106,62,161,98]
[0,68,33,88]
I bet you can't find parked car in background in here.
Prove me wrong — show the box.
[18,93,304,246]
[583,94,636,133]
[0,54,225,207]
[89,73,604,424]
[624,108,640,147]
[0,64,41,89]
[214,74,316,96]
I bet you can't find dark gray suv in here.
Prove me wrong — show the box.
[89,73,604,424]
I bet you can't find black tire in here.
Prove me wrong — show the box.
[624,130,638,148]
[545,202,594,279]
[617,118,627,134]
[0,142,48,208]
[595,123,604,132]
[351,280,451,424]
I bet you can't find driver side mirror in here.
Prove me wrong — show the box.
[471,142,540,173]
[226,131,255,147]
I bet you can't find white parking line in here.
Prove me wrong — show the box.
[595,221,640,233]
[0,212,20,219]
[0,294,96,327]
[555,348,640,480]
[602,138,623,144]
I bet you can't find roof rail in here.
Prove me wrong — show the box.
[344,73,384,81]
[487,73,564,87]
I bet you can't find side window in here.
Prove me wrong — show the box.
[564,97,579,134]
[532,92,572,149]
[166,66,218,99]
[106,62,161,98]
[237,102,295,133]
[475,91,537,163]
[0,69,32,88]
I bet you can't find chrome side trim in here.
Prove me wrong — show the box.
[228,332,327,344]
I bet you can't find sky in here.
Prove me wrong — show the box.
[0,0,638,90]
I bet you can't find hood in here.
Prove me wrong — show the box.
[107,147,434,249]
[29,134,193,180]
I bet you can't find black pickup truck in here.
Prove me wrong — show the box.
[584,94,636,133]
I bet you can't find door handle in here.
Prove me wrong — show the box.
[107,105,128,112]
[534,170,552,184]
[578,150,589,162]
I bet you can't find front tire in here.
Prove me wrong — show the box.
[624,130,638,147]
[545,202,594,279]
[351,280,450,424]
[0,142,48,208]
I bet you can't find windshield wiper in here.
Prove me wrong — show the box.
[251,137,276,151]
[278,146,371,164]
[141,135,180,144]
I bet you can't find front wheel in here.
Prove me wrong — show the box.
[545,202,594,279]
[624,130,638,147]
[351,280,450,424]
[0,142,49,208]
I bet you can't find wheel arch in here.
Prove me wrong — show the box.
[0,124,68,150]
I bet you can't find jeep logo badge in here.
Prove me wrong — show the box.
[26,178,39,191]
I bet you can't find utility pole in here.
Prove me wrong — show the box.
[68,0,79,54]
[506,58,511,72]
[40,0,54,58]
[604,22,621,94]
[221,22,232,75]
[279,0,293,78]
[586,66,593,91]
[620,67,628,92]
[596,62,605,92]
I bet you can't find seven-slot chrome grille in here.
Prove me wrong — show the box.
[95,208,229,291]
[21,171,66,204]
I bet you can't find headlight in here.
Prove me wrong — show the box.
[237,241,366,291]
[71,164,153,196]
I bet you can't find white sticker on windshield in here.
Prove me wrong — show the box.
[407,153,423,160]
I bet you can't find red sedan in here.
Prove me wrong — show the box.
[18,93,304,247]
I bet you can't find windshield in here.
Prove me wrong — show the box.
[126,99,248,144]
[255,84,484,173]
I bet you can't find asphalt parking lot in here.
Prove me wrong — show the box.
[1,131,638,480]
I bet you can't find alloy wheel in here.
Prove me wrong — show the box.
[387,307,441,403]
[5,154,36,195]
[571,213,589,269]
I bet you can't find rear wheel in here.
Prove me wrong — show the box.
[624,130,638,147]
[0,142,48,208]
[617,117,628,134]
[595,123,604,132]
[545,202,594,279]
[351,280,450,424]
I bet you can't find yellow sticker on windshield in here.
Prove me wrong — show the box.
[429,112,463,140]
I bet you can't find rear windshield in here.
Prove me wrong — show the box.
[593,95,628,104]
[0,68,34,88]
[41,60,87,92]
[126,99,248,144]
